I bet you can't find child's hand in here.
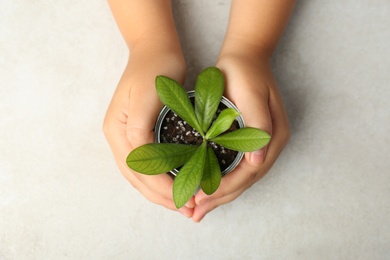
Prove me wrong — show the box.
[105,0,196,218]
[192,51,290,222]
[103,49,196,218]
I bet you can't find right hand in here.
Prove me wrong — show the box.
[193,50,290,222]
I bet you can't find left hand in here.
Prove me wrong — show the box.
[192,52,290,222]
[103,49,196,218]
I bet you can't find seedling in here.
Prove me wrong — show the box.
[126,67,271,208]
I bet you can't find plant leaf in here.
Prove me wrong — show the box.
[205,108,240,139]
[195,67,224,133]
[126,143,198,175]
[210,128,271,152]
[200,147,221,195]
[173,142,207,208]
[156,76,204,136]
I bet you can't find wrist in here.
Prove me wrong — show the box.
[130,35,183,55]
[217,51,271,72]
[128,46,187,84]
[219,35,273,62]
[216,39,272,77]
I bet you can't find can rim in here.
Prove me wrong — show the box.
[154,90,245,176]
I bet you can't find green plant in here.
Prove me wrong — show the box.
[126,67,270,208]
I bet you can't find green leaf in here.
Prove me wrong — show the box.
[205,108,240,139]
[156,76,204,136]
[126,143,198,175]
[210,128,271,152]
[195,67,224,133]
[173,142,207,208]
[200,147,221,195]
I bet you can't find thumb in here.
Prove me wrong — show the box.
[126,86,177,202]
[236,93,272,166]
[248,148,268,166]
[126,87,162,149]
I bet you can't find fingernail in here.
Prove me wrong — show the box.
[185,203,194,209]
[193,215,205,223]
[179,210,192,218]
[250,149,265,165]
[195,198,203,206]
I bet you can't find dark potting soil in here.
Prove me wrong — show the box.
[159,103,239,173]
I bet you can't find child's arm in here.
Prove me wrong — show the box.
[193,0,296,222]
[103,0,195,218]
[107,0,182,52]
[219,0,296,58]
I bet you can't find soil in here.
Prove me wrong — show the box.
[159,102,239,173]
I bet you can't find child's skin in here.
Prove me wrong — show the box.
[103,0,295,222]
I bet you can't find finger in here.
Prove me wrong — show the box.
[125,163,193,217]
[193,155,276,221]
[117,155,194,217]
[185,196,196,209]
[192,188,245,222]
[192,201,218,223]
[105,118,194,217]
[227,81,272,166]
[236,88,272,166]
[193,145,287,222]
[193,87,272,202]
[268,86,290,146]
[103,105,194,216]
[194,158,261,206]
[126,85,162,148]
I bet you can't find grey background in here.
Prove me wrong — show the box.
[1,0,389,259]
